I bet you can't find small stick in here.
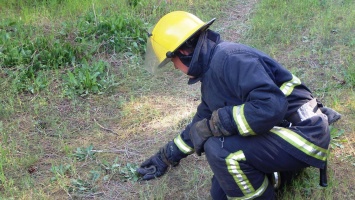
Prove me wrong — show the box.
[94,118,119,135]
[91,149,139,156]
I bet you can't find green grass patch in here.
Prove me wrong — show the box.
[245,0,355,88]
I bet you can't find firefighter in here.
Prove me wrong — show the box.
[137,11,341,199]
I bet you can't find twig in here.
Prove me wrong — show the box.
[91,149,126,153]
[91,149,139,156]
[86,192,105,198]
[94,118,119,135]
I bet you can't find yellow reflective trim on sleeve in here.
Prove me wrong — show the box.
[227,176,269,200]
[233,105,256,136]
[270,127,328,161]
[173,134,193,154]
[280,74,301,96]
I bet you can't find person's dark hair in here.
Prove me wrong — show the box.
[166,30,203,58]
[178,31,202,52]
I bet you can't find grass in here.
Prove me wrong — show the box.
[0,0,354,199]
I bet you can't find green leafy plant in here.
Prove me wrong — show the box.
[0,22,78,70]
[330,125,346,149]
[50,164,72,182]
[1,8,147,96]
[77,11,148,55]
[69,170,101,194]
[101,157,140,182]
[62,60,116,97]
[119,162,140,182]
[72,144,96,161]
[69,177,97,194]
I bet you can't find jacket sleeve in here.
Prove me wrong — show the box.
[173,98,211,154]
[217,53,288,136]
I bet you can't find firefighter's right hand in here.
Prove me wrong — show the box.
[136,152,168,180]
[189,118,213,156]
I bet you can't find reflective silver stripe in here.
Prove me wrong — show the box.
[233,105,256,136]
[227,176,269,200]
[270,127,328,161]
[280,75,301,96]
[272,172,281,189]
[226,151,254,195]
[173,134,193,154]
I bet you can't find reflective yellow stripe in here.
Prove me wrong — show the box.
[232,74,300,136]
[173,134,193,154]
[270,127,328,161]
[227,176,269,200]
[280,74,301,96]
[233,105,256,136]
[226,151,269,199]
[226,151,254,195]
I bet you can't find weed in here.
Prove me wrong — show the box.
[72,144,96,161]
[100,158,120,180]
[51,164,71,176]
[118,162,140,182]
[0,2,148,95]
[101,157,140,182]
[69,177,98,194]
[330,126,346,149]
[62,60,116,97]
[77,10,148,55]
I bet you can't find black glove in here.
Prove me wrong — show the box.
[320,107,341,125]
[137,141,182,180]
[136,152,168,180]
[189,119,213,156]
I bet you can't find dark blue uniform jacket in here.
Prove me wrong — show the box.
[174,30,330,169]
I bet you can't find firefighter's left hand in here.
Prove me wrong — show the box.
[189,119,213,156]
[136,152,168,180]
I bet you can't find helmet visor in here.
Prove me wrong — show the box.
[144,37,171,74]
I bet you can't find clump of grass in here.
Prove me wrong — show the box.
[48,145,141,198]
[1,0,221,95]
[0,11,147,94]
[62,60,117,97]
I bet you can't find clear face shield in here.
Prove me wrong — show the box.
[143,36,172,74]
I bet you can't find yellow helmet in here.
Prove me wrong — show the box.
[145,11,215,71]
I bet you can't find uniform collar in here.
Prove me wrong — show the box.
[187,30,220,85]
